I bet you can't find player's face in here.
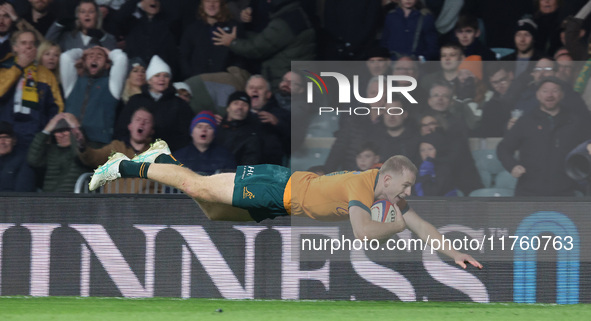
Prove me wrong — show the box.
[191,122,215,146]
[128,109,154,143]
[455,27,479,47]
[536,82,563,113]
[148,72,171,93]
[384,169,415,203]
[366,57,390,76]
[420,142,436,161]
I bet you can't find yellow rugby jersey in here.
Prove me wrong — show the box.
[285,169,408,221]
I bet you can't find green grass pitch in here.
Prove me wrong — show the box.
[0,297,589,321]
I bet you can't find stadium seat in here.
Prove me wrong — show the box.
[495,171,517,189]
[472,149,505,188]
[307,114,339,138]
[469,188,514,197]
[490,48,515,60]
[290,147,331,172]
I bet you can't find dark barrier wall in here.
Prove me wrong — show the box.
[0,194,588,303]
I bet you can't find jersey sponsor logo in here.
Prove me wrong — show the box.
[243,187,255,199]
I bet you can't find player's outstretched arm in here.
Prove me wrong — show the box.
[403,209,483,269]
[349,205,406,241]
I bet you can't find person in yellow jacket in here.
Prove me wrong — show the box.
[0,29,63,148]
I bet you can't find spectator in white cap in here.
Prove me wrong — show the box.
[173,82,193,103]
[115,55,195,152]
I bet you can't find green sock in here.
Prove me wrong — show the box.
[155,154,183,166]
[119,160,151,178]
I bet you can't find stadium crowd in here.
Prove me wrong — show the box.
[1,0,591,197]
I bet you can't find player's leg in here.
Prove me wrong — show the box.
[88,151,254,221]
[144,163,254,221]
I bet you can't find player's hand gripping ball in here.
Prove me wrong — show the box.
[370,200,397,223]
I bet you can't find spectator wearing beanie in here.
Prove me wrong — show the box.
[502,18,545,77]
[215,91,264,165]
[115,55,195,152]
[173,111,236,175]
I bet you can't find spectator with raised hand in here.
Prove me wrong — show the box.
[174,111,236,175]
[46,0,117,51]
[0,30,63,149]
[112,0,179,80]
[212,0,315,90]
[114,55,193,152]
[60,45,127,146]
[27,112,90,192]
[0,1,44,60]
[180,0,240,79]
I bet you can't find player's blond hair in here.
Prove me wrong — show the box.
[379,155,417,176]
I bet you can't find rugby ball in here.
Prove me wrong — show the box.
[370,200,397,223]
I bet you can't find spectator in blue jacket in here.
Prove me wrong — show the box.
[174,111,236,175]
[380,0,438,60]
